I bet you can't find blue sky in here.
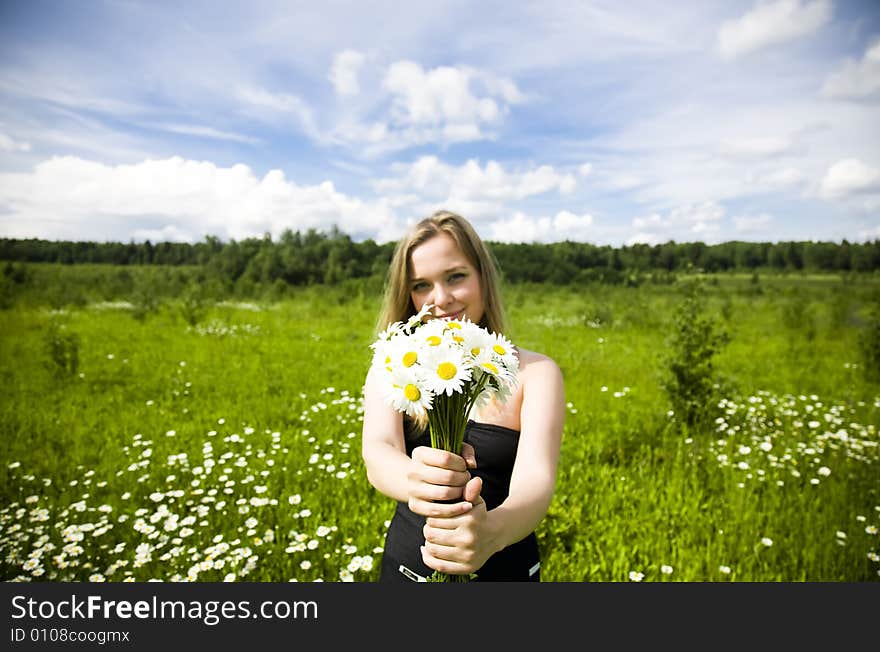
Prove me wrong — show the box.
[0,0,878,245]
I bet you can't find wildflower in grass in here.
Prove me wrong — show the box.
[719,565,731,574]
[661,565,673,575]
[868,553,879,562]
[628,571,644,582]
[761,537,773,547]
[867,526,878,535]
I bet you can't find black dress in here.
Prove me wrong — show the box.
[379,419,541,582]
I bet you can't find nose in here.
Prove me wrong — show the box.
[431,283,453,308]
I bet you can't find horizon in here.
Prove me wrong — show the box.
[2,227,876,249]
[1,1,879,246]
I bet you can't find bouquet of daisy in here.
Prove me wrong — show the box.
[369,303,519,582]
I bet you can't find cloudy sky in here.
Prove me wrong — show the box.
[1,0,878,246]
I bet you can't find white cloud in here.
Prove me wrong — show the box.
[632,213,666,230]
[487,210,594,243]
[329,50,366,96]
[578,163,593,177]
[822,39,880,101]
[755,167,804,187]
[374,156,576,210]
[147,123,260,145]
[381,61,523,145]
[627,232,664,246]
[0,155,400,242]
[322,60,526,155]
[858,224,880,240]
[820,158,880,199]
[0,132,31,152]
[630,201,726,243]
[719,136,797,158]
[234,86,320,140]
[734,213,774,232]
[717,0,831,60]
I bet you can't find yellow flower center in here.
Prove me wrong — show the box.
[471,347,481,356]
[452,335,464,343]
[437,362,457,380]
[446,322,462,330]
[481,362,499,374]
[404,384,421,401]
[493,344,507,355]
[427,335,442,346]
[403,351,418,367]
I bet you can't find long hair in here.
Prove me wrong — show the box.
[376,210,507,335]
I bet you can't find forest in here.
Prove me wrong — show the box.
[2,229,879,290]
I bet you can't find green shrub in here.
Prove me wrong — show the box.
[661,281,730,429]
[43,320,80,378]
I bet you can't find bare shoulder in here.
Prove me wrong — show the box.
[516,347,563,381]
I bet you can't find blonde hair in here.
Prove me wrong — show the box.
[376,210,507,335]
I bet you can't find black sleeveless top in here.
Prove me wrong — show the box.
[379,420,540,582]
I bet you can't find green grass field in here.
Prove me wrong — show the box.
[1,270,878,581]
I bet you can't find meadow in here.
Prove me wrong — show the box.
[1,267,878,582]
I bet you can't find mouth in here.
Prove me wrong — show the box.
[436,309,464,321]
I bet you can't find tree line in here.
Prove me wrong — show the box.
[2,228,879,287]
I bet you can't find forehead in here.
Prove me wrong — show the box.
[409,232,472,277]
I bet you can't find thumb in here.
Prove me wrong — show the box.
[463,475,483,506]
[461,442,477,469]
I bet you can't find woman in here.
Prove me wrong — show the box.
[361,210,565,581]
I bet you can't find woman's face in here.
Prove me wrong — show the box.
[408,232,484,324]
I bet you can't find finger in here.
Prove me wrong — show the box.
[423,523,459,546]
[413,464,471,491]
[408,497,474,519]
[421,546,470,575]
[412,446,469,472]
[424,513,468,529]
[421,542,473,567]
[460,443,477,469]
[409,478,466,502]
[463,475,484,506]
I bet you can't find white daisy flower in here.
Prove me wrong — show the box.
[487,332,519,373]
[405,303,434,331]
[386,334,424,372]
[421,344,473,396]
[386,367,433,417]
[418,318,452,349]
[453,319,491,357]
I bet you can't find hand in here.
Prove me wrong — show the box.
[406,444,476,518]
[420,475,497,575]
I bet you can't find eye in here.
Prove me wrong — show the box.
[448,272,466,284]
[412,281,429,292]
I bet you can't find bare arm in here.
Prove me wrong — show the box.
[487,355,565,550]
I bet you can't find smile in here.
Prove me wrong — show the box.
[436,309,464,320]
